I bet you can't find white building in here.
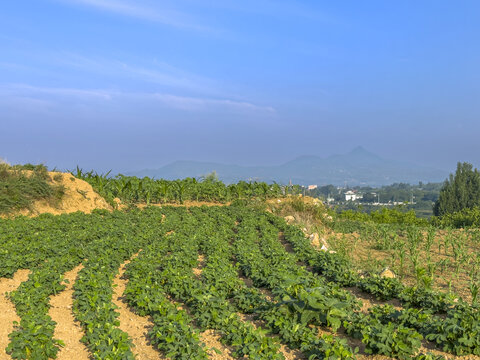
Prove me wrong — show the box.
[345,190,358,201]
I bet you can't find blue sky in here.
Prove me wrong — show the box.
[1,0,479,173]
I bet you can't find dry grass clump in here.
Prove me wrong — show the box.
[267,195,330,234]
[0,163,65,215]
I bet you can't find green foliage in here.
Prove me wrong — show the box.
[426,302,480,355]
[290,196,307,212]
[413,354,446,360]
[281,217,480,357]
[313,182,442,217]
[201,170,219,182]
[318,335,358,359]
[314,251,358,286]
[357,276,404,301]
[345,312,423,359]
[433,206,480,228]
[434,162,480,216]
[277,289,351,331]
[72,169,288,205]
[337,207,428,226]
[399,287,456,313]
[0,163,65,214]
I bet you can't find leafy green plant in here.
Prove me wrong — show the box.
[345,312,423,360]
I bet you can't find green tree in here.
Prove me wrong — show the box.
[202,171,219,182]
[433,162,480,216]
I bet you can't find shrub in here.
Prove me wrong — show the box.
[0,164,64,214]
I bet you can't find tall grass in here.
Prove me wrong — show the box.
[0,164,65,214]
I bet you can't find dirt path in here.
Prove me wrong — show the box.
[198,330,235,360]
[237,312,305,360]
[237,274,305,359]
[112,257,164,360]
[190,255,238,359]
[0,270,30,360]
[48,265,89,360]
[193,254,205,278]
[170,298,234,360]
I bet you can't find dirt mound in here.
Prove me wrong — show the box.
[17,172,112,217]
[267,195,323,206]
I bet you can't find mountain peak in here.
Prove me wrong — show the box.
[346,146,382,159]
[349,146,370,155]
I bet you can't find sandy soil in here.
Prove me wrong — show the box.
[112,257,164,360]
[48,265,89,360]
[193,254,205,278]
[0,269,30,360]
[199,330,235,360]
[16,172,112,217]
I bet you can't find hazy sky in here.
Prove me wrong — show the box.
[1,1,479,173]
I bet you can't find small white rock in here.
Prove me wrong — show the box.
[379,267,396,279]
[284,215,295,224]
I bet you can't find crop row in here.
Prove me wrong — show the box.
[2,205,479,359]
[275,213,480,357]
[74,170,301,205]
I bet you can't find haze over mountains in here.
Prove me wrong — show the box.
[128,147,449,186]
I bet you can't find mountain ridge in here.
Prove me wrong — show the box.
[127,147,448,186]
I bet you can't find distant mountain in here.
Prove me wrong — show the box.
[127,146,449,186]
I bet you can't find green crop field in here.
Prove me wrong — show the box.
[1,201,479,360]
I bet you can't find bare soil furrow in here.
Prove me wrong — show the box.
[113,257,165,360]
[199,330,235,360]
[0,270,30,360]
[49,265,89,360]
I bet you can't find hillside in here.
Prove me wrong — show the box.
[128,146,448,186]
[20,172,112,216]
[1,167,112,217]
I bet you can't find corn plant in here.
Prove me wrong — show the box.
[469,281,479,304]
[407,227,422,273]
[424,227,436,264]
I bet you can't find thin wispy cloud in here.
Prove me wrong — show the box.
[56,0,213,32]
[0,84,113,100]
[58,53,217,94]
[192,0,341,24]
[2,51,264,109]
[151,93,275,114]
[0,83,275,115]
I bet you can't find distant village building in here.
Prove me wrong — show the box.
[307,185,317,190]
[344,190,362,201]
[345,190,356,201]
